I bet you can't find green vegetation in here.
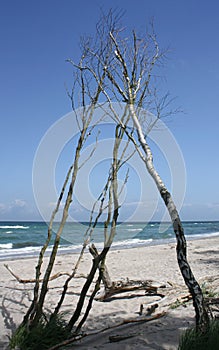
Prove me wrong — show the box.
[171,282,218,310]
[10,314,71,350]
[170,299,188,309]
[201,282,219,299]
[178,319,219,350]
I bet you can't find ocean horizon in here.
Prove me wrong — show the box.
[1,220,219,260]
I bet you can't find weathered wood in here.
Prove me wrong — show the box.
[145,303,158,316]
[4,264,72,283]
[48,312,166,350]
[109,334,136,342]
[4,263,88,284]
[95,279,166,301]
[206,298,219,305]
[89,243,112,289]
[104,28,210,328]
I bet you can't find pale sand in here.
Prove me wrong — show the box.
[0,237,219,349]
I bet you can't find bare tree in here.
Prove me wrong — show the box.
[80,12,209,328]
[10,11,210,350]
[17,16,115,333]
[11,14,136,347]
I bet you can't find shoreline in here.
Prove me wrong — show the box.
[1,231,219,262]
[1,236,219,349]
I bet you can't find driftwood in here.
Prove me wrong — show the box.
[206,297,219,305]
[95,279,166,301]
[48,312,166,350]
[205,297,219,318]
[5,260,190,309]
[4,264,86,284]
[139,303,158,316]
[109,333,136,342]
[89,243,167,303]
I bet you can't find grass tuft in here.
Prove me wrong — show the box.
[178,319,219,350]
[10,313,71,350]
[201,282,219,299]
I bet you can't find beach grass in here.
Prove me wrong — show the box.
[10,313,70,350]
[178,319,219,350]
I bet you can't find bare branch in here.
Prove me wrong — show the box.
[78,130,100,170]
[4,264,71,284]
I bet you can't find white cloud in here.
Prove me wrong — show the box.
[0,203,6,213]
[12,199,27,208]
[182,203,193,208]
[0,199,29,220]
[207,202,219,208]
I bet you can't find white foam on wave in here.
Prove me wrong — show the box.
[112,238,153,247]
[186,231,219,239]
[2,230,218,260]
[94,238,152,248]
[0,243,13,249]
[0,237,153,257]
[0,225,29,229]
[127,228,142,232]
[0,245,42,259]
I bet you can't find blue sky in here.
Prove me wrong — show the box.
[0,0,219,221]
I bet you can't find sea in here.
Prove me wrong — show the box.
[0,221,219,261]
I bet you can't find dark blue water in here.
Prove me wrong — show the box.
[0,221,219,260]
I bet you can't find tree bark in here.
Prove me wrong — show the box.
[67,247,110,331]
[89,243,112,289]
[128,102,209,328]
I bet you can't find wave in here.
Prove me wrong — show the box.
[56,238,154,252]
[0,225,29,229]
[127,228,142,232]
[6,231,13,234]
[13,242,41,249]
[0,238,154,260]
[186,231,219,239]
[0,243,13,249]
[112,238,153,247]
[1,228,219,260]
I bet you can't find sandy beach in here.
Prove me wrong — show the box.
[1,236,219,349]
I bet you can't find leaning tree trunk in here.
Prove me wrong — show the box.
[129,102,209,328]
[84,15,209,328]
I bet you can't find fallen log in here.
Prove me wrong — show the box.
[95,279,167,301]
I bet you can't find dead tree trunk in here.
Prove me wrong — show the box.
[67,246,110,332]
[128,102,209,327]
[99,26,210,328]
[89,243,112,289]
